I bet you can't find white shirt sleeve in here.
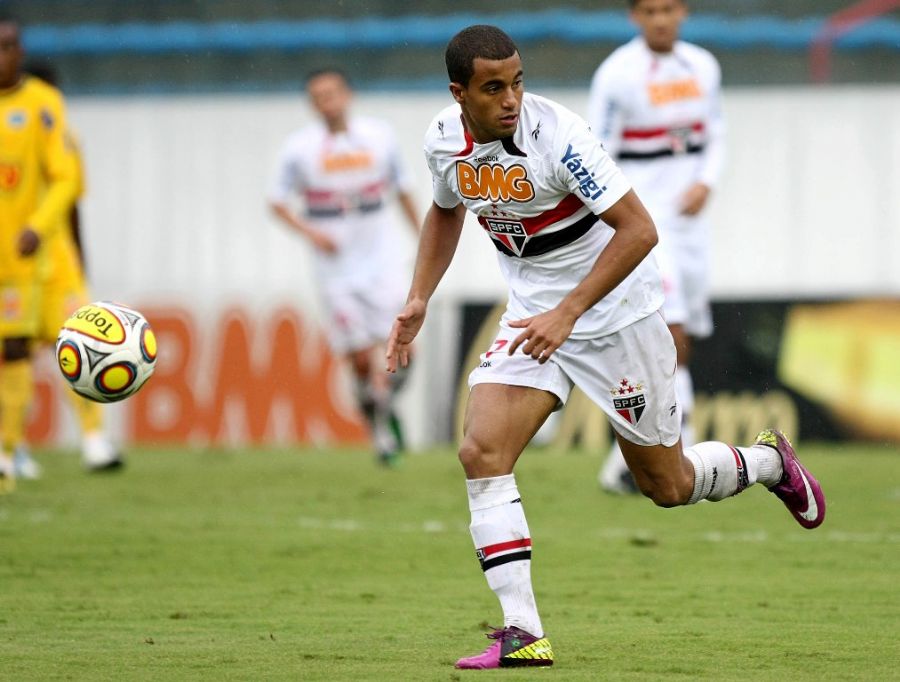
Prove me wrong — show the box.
[699,58,726,189]
[425,149,461,209]
[269,140,303,204]
[554,114,631,215]
[586,59,626,159]
[385,126,414,194]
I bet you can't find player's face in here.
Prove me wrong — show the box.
[0,22,23,88]
[631,0,686,53]
[451,53,523,144]
[307,72,352,129]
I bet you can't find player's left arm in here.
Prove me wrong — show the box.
[508,190,657,362]
[384,125,421,235]
[396,190,421,235]
[682,55,725,216]
[20,90,79,256]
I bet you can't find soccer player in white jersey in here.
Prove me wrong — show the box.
[270,68,419,466]
[386,25,824,670]
[588,0,725,493]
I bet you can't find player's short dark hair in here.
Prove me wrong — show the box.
[304,67,350,88]
[0,8,20,26]
[445,25,519,87]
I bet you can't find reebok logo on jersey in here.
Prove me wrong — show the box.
[456,161,535,203]
[561,144,607,201]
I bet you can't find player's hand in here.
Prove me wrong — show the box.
[507,307,577,364]
[386,299,426,372]
[680,183,710,216]
[17,228,40,257]
[308,231,339,254]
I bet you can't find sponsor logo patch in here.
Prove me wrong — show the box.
[610,378,646,424]
[0,163,21,190]
[456,161,535,203]
[7,110,25,129]
[485,218,527,256]
[561,144,607,201]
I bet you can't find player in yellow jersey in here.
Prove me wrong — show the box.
[22,60,124,477]
[0,14,120,491]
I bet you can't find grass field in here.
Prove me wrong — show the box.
[1,443,898,681]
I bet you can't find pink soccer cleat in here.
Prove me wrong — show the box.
[756,429,826,529]
[455,625,553,669]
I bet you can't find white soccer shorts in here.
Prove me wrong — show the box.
[468,311,681,447]
[653,216,713,338]
[321,272,407,354]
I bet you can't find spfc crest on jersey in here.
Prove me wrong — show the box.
[610,378,646,424]
[485,217,527,256]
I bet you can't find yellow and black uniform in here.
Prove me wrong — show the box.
[0,75,78,336]
[0,75,78,460]
[38,128,89,341]
[37,131,105,437]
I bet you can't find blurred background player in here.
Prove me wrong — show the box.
[0,11,76,490]
[269,68,420,466]
[24,60,123,476]
[587,0,724,494]
[0,14,122,489]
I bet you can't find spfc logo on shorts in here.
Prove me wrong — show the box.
[610,378,645,424]
[485,218,528,256]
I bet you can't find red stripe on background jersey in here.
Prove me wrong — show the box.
[480,538,532,557]
[520,193,586,236]
[622,121,705,139]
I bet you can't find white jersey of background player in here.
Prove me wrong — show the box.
[269,68,419,466]
[588,0,724,492]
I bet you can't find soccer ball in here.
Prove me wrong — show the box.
[56,301,158,403]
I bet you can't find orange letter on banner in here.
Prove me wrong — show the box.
[131,308,197,443]
[202,308,366,444]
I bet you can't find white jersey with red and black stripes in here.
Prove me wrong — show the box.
[587,37,724,215]
[270,115,413,284]
[424,92,663,340]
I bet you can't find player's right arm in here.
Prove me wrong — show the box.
[586,58,625,158]
[269,201,338,253]
[268,135,338,253]
[20,87,79,256]
[386,201,466,372]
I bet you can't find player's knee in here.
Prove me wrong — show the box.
[638,479,691,508]
[349,351,371,378]
[458,439,505,477]
[458,440,484,469]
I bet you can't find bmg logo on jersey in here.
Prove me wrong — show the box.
[456,161,535,203]
[561,144,607,201]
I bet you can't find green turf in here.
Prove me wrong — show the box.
[1,442,898,680]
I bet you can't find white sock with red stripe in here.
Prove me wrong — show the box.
[684,442,784,503]
[467,474,543,638]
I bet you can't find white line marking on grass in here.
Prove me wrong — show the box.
[297,516,900,544]
[297,516,465,534]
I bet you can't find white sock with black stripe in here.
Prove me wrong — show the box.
[467,474,543,638]
[684,441,784,503]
